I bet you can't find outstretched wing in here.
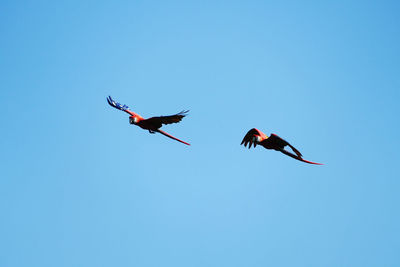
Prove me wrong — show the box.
[107,96,138,117]
[146,110,189,125]
[241,128,268,149]
[268,134,302,157]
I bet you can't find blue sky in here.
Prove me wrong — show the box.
[1,0,399,266]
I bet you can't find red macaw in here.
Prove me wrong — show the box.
[107,96,190,145]
[241,128,322,165]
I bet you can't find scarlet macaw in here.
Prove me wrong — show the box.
[107,96,190,145]
[241,128,322,165]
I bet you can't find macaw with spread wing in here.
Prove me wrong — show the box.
[107,96,190,145]
[241,128,322,165]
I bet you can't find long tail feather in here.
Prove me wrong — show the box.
[278,148,323,165]
[157,130,191,146]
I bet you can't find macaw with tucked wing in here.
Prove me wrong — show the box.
[107,96,190,145]
[241,128,322,165]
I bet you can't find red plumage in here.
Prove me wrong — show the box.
[241,128,322,165]
[107,96,190,146]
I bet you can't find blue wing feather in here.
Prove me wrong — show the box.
[107,96,129,112]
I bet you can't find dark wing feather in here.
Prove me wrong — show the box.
[147,110,189,125]
[240,128,267,149]
[287,143,302,157]
[269,134,302,157]
[277,148,323,165]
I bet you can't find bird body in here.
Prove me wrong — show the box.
[107,96,190,145]
[241,128,322,165]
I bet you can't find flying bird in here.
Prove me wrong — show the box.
[107,96,190,145]
[241,128,322,165]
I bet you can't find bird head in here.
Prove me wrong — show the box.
[252,135,262,143]
[129,116,139,125]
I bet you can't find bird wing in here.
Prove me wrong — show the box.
[240,128,268,148]
[277,148,323,165]
[146,110,189,125]
[107,96,139,117]
[269,134,302,157]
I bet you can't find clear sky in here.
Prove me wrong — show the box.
[1,0,399,266]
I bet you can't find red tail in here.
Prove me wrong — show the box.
[157,130,191,146]
[278,148,323,165]
[298,158,324,165]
